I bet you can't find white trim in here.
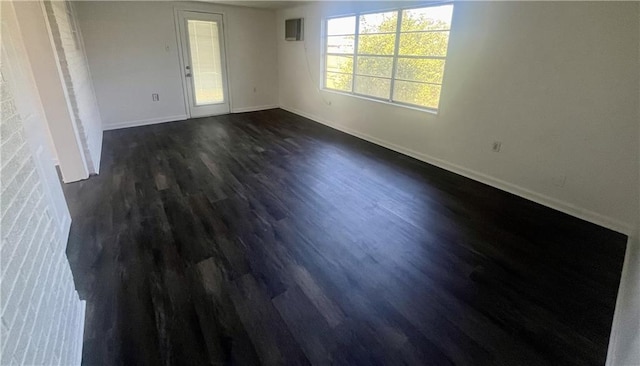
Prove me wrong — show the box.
[90,119,103,175]
[174,7,233,118]
[280,105,632,235]
[103,106,280,130]
[102,115,188,131]
[173,6,192,119]
[67,1,103,175]
[323,88,438,115]
[606,236,640,366]
[61,214,71,246]
[322,3,453,113]
[74,299,86,366]
[41,0,92,176]
[231,105,279,113]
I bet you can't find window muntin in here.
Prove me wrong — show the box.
[323,4,453,111]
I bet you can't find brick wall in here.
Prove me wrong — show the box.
[0,72,84,364]
[44,0,103,174]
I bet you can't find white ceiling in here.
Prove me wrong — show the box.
[206,0,312,9]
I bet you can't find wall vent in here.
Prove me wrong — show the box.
[285,18,303,41]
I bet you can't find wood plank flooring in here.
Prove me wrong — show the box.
[63,109,627,366]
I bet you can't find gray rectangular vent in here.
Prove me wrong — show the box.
[285,18,303,41]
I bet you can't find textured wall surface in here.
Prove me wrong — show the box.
[44,0,103,173]
[1,70,84,365]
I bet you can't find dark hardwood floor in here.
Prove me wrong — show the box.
[63,108,627,366]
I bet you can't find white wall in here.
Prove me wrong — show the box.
[277,1,639,234]
[1,2,85,364]
[13,1,91,183]
[44,0,103,174]
[75,1,279,129]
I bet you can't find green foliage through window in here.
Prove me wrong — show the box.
[323,4,453,111]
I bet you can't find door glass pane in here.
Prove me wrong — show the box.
[354,75,391,99]
[188,20,224,105]
[393,80,441,109]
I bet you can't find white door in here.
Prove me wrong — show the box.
[177,11,230,118]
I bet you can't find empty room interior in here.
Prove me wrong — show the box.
[1,0,639,365]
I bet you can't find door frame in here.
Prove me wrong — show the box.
[173,8,233,118]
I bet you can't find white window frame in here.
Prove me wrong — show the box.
[321,2,453,113]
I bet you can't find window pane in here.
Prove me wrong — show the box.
[355,75,391,99]
[398,31,449,57]
[326,72,353,92]
[188,20,224,105]
[396,58,445,83]
[356,56,393,78]
[402,5,453,31]
[393,80,441,109]
[357,34,396,55]
[326,55,353,74]
[359,11,397,33]
[327,35,355,54]
[327,16,356,35]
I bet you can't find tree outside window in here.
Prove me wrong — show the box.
[324,4,453,111]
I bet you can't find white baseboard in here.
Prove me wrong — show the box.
[91,132,103,175]
[606,237,640,366]
[60,213,71,247]
[280,105,631,235]
[232,105,279,113]
[103,106,279,130]
[74,299,86,365]
[103,114,189,131]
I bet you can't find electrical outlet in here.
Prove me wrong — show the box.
[492,141,502,152]
[152,93,159,102]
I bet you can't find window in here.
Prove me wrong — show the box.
[323,4,453,111]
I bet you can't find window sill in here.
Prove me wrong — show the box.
[321,88,439,115]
